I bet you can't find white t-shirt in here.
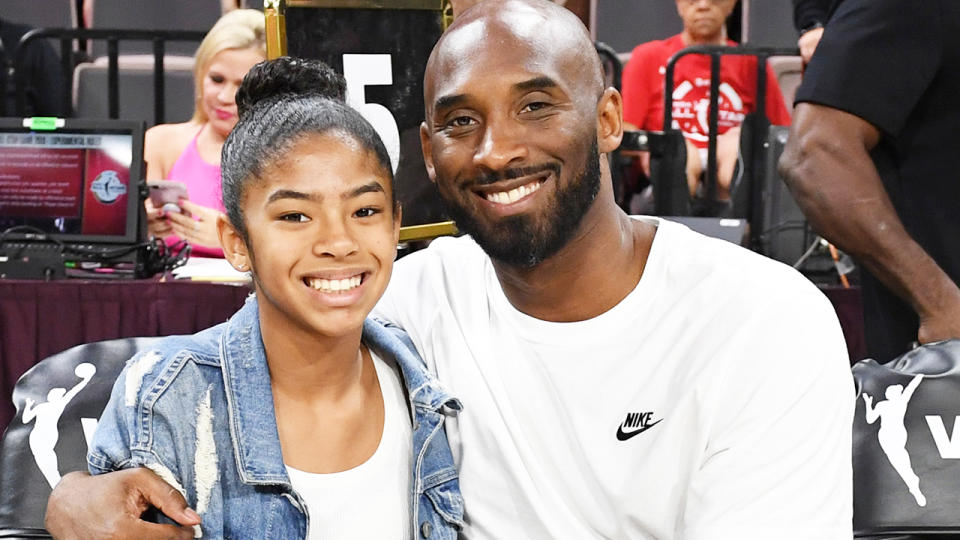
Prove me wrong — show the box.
[285,352,412,540]
[374,217,853,540]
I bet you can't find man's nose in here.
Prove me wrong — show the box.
[473,116,528,173]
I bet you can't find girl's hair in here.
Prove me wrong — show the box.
[191,9,266,123]
[222,56,395,240]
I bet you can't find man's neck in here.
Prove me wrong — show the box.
[491,194,656,323]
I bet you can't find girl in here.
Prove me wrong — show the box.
[89,57,463,539]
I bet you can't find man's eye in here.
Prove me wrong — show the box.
[521,102,550,113]
[354,207,381,218]
[446,116,476,129]
[279,212,309,222]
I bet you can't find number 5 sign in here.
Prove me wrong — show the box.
[268,0,454,228]
[343,54,401,173]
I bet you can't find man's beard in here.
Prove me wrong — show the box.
[438,141,601,268]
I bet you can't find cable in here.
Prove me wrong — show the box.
[793,236,824,269]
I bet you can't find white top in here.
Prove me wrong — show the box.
[374,217,854,540]
[285,352,412,540]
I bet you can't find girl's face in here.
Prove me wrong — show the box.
[222,132,400,340]
[200,47,265,139]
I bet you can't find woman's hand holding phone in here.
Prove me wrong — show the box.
[167,199,224,249]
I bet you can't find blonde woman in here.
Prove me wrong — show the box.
[144,9,265,257]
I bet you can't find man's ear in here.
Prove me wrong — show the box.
[419,121,438,184]
[597,87,624,154]
[217,214,250,272]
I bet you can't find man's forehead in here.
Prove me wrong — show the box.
[425,7,595,104]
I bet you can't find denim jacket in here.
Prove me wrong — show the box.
[88,296,464,539]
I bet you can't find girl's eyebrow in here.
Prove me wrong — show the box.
[265,182,385,205]
[345,181,385,200]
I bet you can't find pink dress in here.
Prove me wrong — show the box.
[164,127,224,258]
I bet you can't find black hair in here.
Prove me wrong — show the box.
[222,56,394,240]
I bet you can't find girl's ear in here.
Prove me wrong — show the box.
[218,214,250,272]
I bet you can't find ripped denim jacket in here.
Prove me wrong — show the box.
[88,296,464,539]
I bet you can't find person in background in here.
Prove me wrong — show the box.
[780,0,960,363]
[621,0,790,201]
[0,16,68,117]
[144,9,265,258]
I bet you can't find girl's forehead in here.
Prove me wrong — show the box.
[255,134,391,196]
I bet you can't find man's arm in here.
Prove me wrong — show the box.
[46,469,199,540]
[779,103,960,344]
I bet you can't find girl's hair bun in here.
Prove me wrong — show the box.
[236,56,346,118]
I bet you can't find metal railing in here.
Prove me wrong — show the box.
[663,45,798,246]
[14,28,206,122]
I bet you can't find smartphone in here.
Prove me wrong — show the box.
[147,180,188,214]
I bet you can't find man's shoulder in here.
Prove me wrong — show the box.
[653,218,828,308]
[394,235,488,281]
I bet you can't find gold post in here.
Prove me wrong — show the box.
[399,221,458,243]
[264,0,288,59]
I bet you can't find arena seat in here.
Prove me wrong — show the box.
[0,337,159,538]
[89,0,221,57]
[853,340,960,538]
[0,0,75,32]
[768,55,803,108]
[73,55,195,126]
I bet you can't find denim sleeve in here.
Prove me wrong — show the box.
[86,350,168,476]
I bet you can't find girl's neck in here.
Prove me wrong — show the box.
[258,308,368,403]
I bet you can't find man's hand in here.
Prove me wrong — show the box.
[917,300,960,345]
[46,470,200,540]
[798,27,824,66]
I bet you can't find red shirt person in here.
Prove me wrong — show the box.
[622,0,790,199]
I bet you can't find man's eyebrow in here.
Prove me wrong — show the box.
[434,93,468,113]
[344,181,385,199]
[514,76,559,92]
[432,77,560,114]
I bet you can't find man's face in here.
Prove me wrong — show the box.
[675,0,736,42]
[420,17,604,267]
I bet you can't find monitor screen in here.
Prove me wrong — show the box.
[0,119,144,244]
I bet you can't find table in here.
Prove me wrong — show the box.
[0,280,867,436]
[0,279,250,434]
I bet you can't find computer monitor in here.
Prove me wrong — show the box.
[0,118,145,245]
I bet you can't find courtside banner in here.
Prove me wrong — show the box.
[853,340,960,536]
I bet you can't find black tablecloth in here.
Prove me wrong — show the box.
[0,279,250,434]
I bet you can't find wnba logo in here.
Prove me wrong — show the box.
[90,170,127,204]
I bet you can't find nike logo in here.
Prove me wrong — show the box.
[616,412,662,441]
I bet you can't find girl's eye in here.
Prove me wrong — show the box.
[354,207,381,218]
[279,212,309,223]
[209,74,224,84]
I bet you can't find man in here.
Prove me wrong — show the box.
[621,0,790,199]
[46,1,853,538]
[779,0,960,363]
